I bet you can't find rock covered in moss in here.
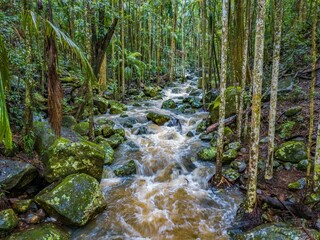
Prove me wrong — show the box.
[34,121,56,159]
[284,106,302,117]
[222,149,238,165]
[0,209,18,233]
[104,134,125,149]
[99,140,115,165]
[61,115,77,128]
[0,159,37,190]
[102,124,115,138]
[114,128,125,137]
[197,147,217,161]
[228,142,241,151]
[109,100,127,115]
[94,96,109,114]
[11,199,33,213]
[297,159,309,171]
[114,160,136,177]
[35,174,106,226]
[230,160,247,173]
[208,86,242,123]
[275,141,307,163]
[72,122,89,136]
[8,223,70,240]
[233,223,320,240]
[146,112,170,126]
[144,86,161,97]
[161,99,177,109]
[45,138,105,182]
[223,168,240,182]
[288,178,306,190]
[279,121,296,139]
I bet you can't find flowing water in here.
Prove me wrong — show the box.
[72,73,243,240]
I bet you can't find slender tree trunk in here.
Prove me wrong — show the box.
[201,0,207,108]
[314,115,320,192]
[121,0,125,99]
[245,0,266,213]
[215,0,229,185]
[265,0,283,180]
[169,0,177,82]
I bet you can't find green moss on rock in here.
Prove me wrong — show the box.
[161,99,177,109]
[94,96,109,114]
[72,122,89,136]
[279,121,296,139]
[288,178,306,190]
[114,160,136,177]
[284,106,302,117]
[45,138,105,182]
[35,174,106,226]
[275,141,307,163]
[102,125,115,138]
[104,134,125,149]
[146,112,170,126]
[222,149,238,165]
[61,116,77,128]
[197,147,217,161]
[34,121,56,159]
[222,168,240,182]
[0,209,18,233]
[11,199,33,213]
[99,140,115,165]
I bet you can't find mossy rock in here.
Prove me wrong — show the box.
[0,209,18,233]
[35,174,106,226]
[196,120,208,133]
[7,223,70,240]
[114,128,125,138]
[284,106,302,117]
[161,99,177,109]
[114,160,136,177]
[297,159,308,171]
[72,122,89,136]
[109,100,127,115]
[208,86,242,123]
[222,149,238,165]
[233,223,320,240]
[288,178,306,190]
[99,140,115,165]
[275,141,307,163]
[11,199,33,213]
[93,96,109,114]
[0,159,38,190]
[45,138,105,182]
[223,168,240,182]
[228,142,241,151]
[230,160,247,173]
[143,86,161,97]
[278,121,296,139]
[104,134,125,149]
[102,125,115,138]
[34,121,56,159]
[197,77,203,89]
[95,118,115,128]
[62,115,77,128]
[146,112,170,126]
[197,147,217,161]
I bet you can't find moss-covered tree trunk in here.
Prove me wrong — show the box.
[245,0,266,213]
[265,0,283,180]
[215,0,229,184]
[121,0,125,99]
[201,0,207,108]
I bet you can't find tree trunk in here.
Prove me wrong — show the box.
[201,0,207,108]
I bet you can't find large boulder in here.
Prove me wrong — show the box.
[35,174,106,226]
[275,141,307,163]
[0,159,37,190]
[94,96,109,114]
[208,86,242,123]
[7,223,70,240]
[0,209,18,235]
[233,223,320,240]
[44,138,105,182]
[146,112,170,126]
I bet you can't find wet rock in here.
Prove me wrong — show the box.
[0,209,18,234]
[161,99,177,109]
[223,149,238,165]
[114,128,125,137]
[34,121,56,159]
[228,142,241,151]
[200,133,214,142]
[284,162,293,170]
[154,163,178,182]
[61,115,77,128]
[234,223,320,240]
[297,159,308,171]
[186,131,195,137]
[144,86,161,98]
[72,121,89,136]
[196,120,207,133]
[279,121,296,139]
[0,159,38,190]
[197,147,217,161]
[188,89,202,96]
[275,141,307,163]
[118,117,137,128]
[114,160,136,177]
[104,134,125,149]
[109,100,127,115]
[223,168,240,182]
[288,177,306,190]
[11,199,33,213]
[230,160,247,173]
[102,124,115,137]
[35,174,106,226]
[45,138,105,182]
[146,112,170,126]
[208,86,242,123]
[99,140,115,165]
[133,125,149,135]
[94,96,109,113]
[284,106,302,117]
[95,118,115,128]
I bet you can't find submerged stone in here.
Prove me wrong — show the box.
[0,159,37,190]
[114,160,137,177]
[35,174,106,226]
[45,138,105,182]
[146,112,170,126]
[275,141,307,163]
[7,223,70,240]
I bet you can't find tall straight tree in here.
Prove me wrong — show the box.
[265,0,283,180]
[121,0,125,99]
[201,0,207,107]
[245,0,266,213]
[169,0,177,82]
[215,0,229,185]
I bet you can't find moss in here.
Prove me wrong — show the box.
[61,116,77,128]
[222,149,238,165]
[146,112,170,126]
[35,174,106,226]
[144,86,161,97]
[288,178,306,190]
[114,128,125,137]
[93,96,109,114]
[8,223,70,240]
[72,122,89,136]
[222,168,240,182]
[275,141,307,163]
[33,121,56,159]
[161,99,177,109]
[11,199,33,213]
[114,160,136,177]
[102,125,115,137]
[197,147,217,161]
[99,140,115,165]
[279,121,296,139]
[284,106,302,117]
[104,134,124,149]
[297,159,308,170]
[0,209,18,232]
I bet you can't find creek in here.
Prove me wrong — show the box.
[72,73,243,240]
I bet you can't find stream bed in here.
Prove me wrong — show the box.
[72,73,243,240]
